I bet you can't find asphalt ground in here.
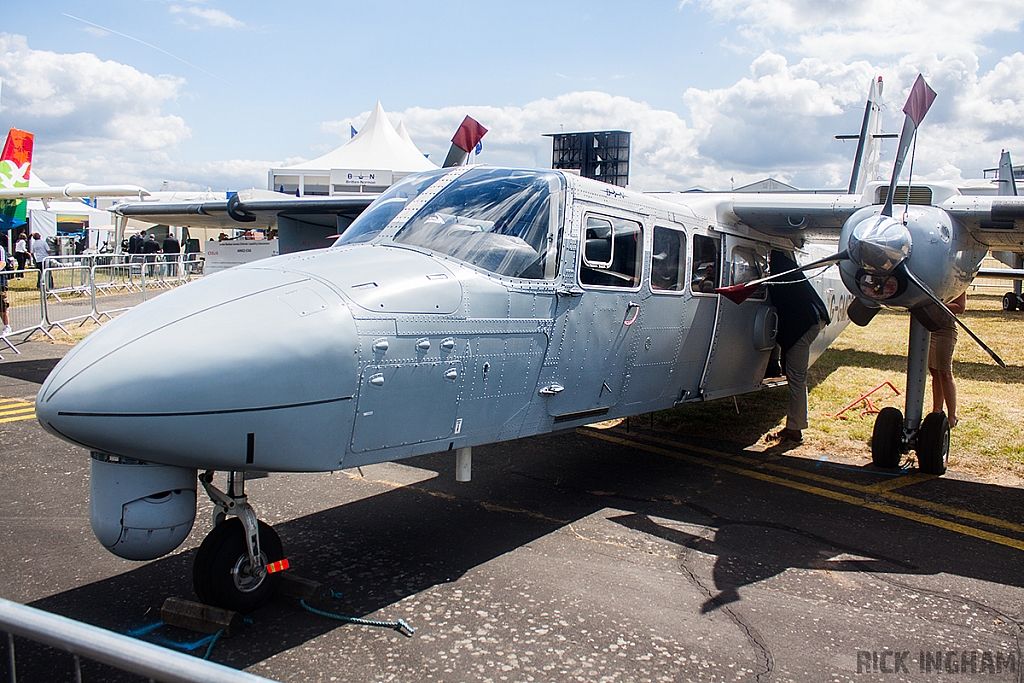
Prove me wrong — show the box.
[1,340,1023,682]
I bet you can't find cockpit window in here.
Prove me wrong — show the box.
[393,168,564,279]
[334,169,449,246]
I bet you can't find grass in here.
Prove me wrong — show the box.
[652,293,1024,482]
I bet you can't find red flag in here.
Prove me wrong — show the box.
[451,116,488,153]
[902,74,937,127]
[715,282,760,305]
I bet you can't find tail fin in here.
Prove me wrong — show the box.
[0,128,34,230]
[838,77,895,195]
[997,150,1018,196]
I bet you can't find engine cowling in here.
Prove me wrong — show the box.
[90,453,197,561]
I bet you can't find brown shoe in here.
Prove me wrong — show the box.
[768,428,803,444]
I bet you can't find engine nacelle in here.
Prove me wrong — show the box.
[90,453,197,561]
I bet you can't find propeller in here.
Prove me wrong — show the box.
[715,75,1005,367]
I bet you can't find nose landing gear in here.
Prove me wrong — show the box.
[869,317,949,476]
[195,471,285,612]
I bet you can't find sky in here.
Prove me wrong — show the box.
[1,0,1023,194]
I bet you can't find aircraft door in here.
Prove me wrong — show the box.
[699,235,776,400]
[543,210,643,422]
[621,223,688,409]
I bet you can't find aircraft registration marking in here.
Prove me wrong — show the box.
[581,429,1024,551]
[0,398,36,424]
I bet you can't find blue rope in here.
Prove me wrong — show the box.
[300,597,415,637]
[202,630,224,660]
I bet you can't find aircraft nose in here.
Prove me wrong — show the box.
[847,214,912,274]
[37,265,359,471]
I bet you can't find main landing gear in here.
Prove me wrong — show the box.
[871,407,950,475]
[195,471,286,612]
[1002,292,1023,312]
[870,317,950,476]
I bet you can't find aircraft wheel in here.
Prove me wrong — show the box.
[871,407,904,469]
[917,412,950,476]
[193,517,283,613]
[1003,293,1017,311]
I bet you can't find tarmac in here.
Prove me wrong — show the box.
[2,338,1023,682]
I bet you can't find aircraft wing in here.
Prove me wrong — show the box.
[0,183,150,200]
[939,195,1024,249]
[113,191,377,230]
[721,193,866,238]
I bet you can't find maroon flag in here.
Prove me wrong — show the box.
[902,74,937,127]
[451,116,488,153]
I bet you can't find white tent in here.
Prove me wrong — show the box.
[268,102,437,196]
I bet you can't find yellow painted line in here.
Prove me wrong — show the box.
[864,472,937,493]
[0,400,35,424]
[621,430,1024,535]
[582,430,1024,552]
[0,407,35,417]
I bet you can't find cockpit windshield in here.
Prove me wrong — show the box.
[334,168,448,246]
[393,168,564,279]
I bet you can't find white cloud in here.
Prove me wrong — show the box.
[682,0,1024,60]
[169,5,246,29]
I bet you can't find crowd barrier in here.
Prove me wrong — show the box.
[0,597,278,683]
[1,254,204,359]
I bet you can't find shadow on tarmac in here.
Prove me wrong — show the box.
[6,429,1024,680]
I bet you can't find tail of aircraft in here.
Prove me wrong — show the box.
[997,150,1018,196]
[837,77,895,195]
[0,128,34,230]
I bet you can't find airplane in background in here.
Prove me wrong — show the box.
[0,128,150,232]
[32,76,1024,614]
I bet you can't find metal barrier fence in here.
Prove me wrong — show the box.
[0,597,278,683]
[1,254,204,360]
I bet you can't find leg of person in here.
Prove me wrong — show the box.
[929,368,944,414]
[784,321,822,435]
[1,287,10,335]
[936,368,958,427]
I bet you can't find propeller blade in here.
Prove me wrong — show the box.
[881,75,937,218]
[715,250,849,304]
[900,263,1006,368]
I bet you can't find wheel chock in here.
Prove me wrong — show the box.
[160,597,244,637]
[276,573,333,603]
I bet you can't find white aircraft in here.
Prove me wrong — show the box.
[34,76,1024,614]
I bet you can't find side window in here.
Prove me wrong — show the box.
[580,214,643,288]
[691,234,721,294]
[730,246,767,300]
[651,226,686,292]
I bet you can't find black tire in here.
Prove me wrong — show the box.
[917,411,950,475]
[1003,293,1017,311]
[871,407,904,468]
[193,517,283,613]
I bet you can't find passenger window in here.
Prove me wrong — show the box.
[651,226,686,292]
[729,246,766,300]
[580,214,642,288]
[691,234,721,294]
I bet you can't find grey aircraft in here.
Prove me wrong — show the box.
[35,76,1024,613]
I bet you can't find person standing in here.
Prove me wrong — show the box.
[928,291,966,428]
[13,232,28,278]
[29,232,51,290]
[0,241,12,336]
[766,249,831,444]
[162,230,181,277]
[128,231,144,256]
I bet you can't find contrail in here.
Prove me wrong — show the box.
[63,13,230,85]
